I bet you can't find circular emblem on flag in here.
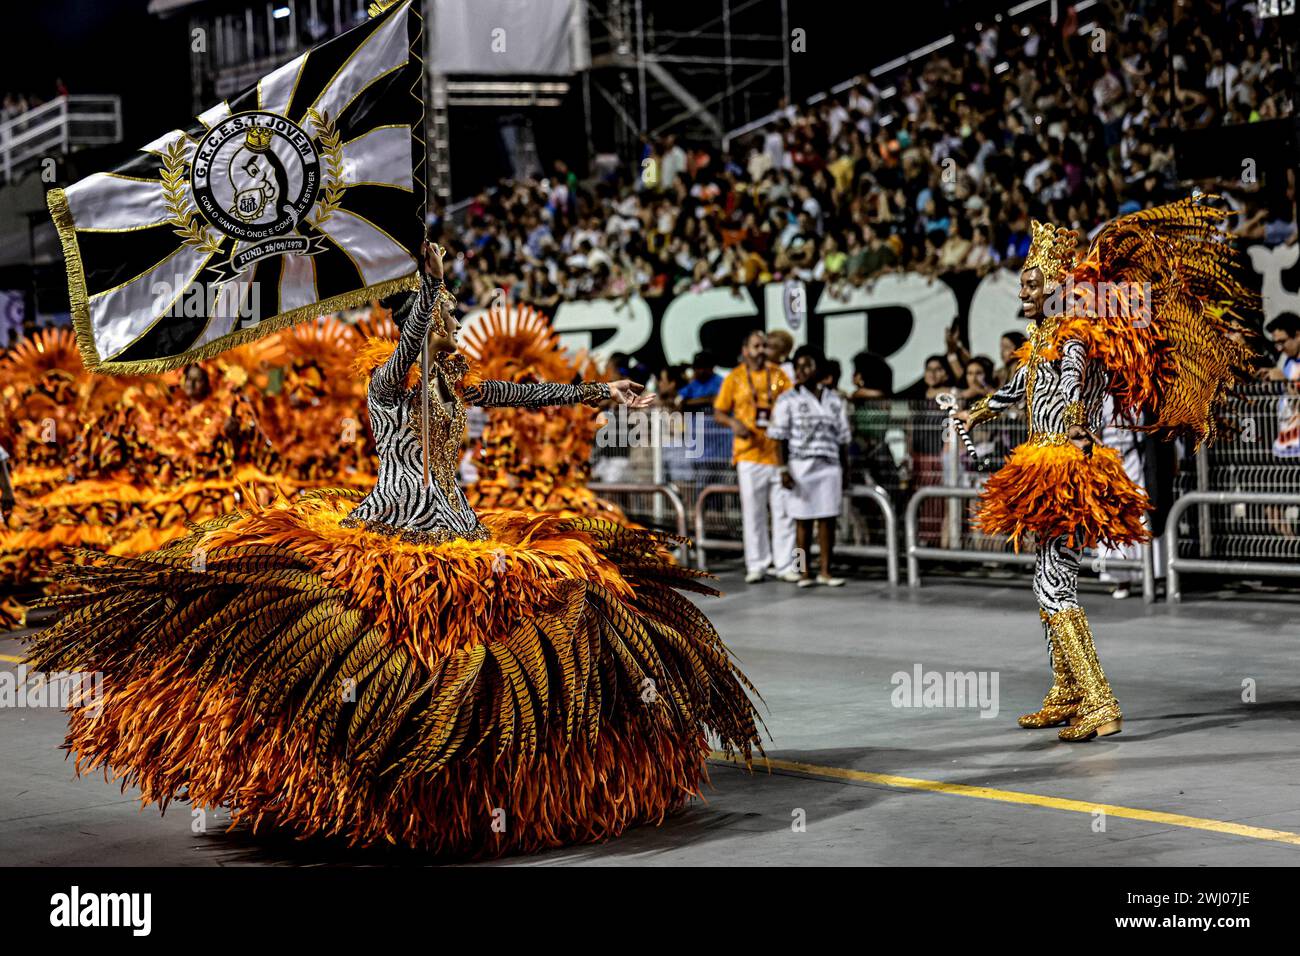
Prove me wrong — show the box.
[190,112,322,243]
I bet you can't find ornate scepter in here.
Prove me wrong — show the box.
[935,391,991,472]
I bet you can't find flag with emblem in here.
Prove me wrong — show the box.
[47,0,426,374]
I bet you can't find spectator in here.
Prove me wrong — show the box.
[769,345,851,588]
[822,358,845,396]
[414,1,1291,310]
[1263,313,1300,383]
[766,329,796,380]
[900,353,955,401]
[997,331,1028,386]
[850,351,893,401]
[655,364,688,410]
[679,350,723,410]
[960,355,997,401]
[937,219,974,274]
[813,234,848,283]
[714,330,797,583]
[848,351,897,487]
[857,224,898,282]
[943,324,974,384]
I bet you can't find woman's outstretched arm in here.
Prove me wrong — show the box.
[463,377,653,409]
[462,379,610,409]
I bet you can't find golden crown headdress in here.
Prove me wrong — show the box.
[1023,219,1077,287]
[431,286,458,336]
[244,127,274,153]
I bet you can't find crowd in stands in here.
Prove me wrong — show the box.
[438,2,1294,298]
[433,0,1296,401]
[2,79,69,126]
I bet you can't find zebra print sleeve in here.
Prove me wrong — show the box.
[1059,338,1087,428]
[968,361,1028,426]
[371,272,441,404]
[462,380,611,409]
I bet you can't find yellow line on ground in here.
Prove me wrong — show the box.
[709,752,1300,847]
[0,653,26,664]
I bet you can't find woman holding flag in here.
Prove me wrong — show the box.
[27,237,763,858]
[26,0,762,859]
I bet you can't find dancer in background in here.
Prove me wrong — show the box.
[766,328,796,381]
[959,198,1260,741]
[0,443,13,527]
[0,442,18,631]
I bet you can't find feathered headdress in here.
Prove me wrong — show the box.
[1052,196,1263,446]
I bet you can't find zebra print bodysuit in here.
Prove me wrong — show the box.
[975,318,1110,642]
[344,273,609,544]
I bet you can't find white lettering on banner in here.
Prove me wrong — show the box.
[1248,243,1300,321]
[658,286,759,365]
[966,268,1025,362]
[474,245,1292,385]
[812,274,959,391]
[551,296,654,356]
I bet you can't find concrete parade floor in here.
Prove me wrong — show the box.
[1,572,1298,867]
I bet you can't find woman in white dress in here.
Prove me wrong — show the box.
[769,346,852,587]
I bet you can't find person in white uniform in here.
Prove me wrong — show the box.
[769,346,852,588]
[1096,395,1157,598]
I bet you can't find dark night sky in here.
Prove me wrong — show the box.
[3,0,191,143]
[6,0,995,196]
[5,0,980,139]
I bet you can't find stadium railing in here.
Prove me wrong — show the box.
[590,384,1300,600]
[0,95,123,182]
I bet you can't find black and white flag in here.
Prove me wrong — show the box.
[48,0,426,374]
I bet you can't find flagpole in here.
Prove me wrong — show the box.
[421,330,432,488]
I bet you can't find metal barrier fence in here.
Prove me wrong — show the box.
[587,481,690,565]
[903,486,1159,603]
[692,482,898,585]
[1174,385,1300,564]
[1167,492,1300,603]
[589,386,1300,599]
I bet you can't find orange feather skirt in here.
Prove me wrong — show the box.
[25,494,762,858]
[977,441,1151,550]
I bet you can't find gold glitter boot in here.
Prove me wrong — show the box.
[1018,611,1082,728]
[1049,607,1122,742]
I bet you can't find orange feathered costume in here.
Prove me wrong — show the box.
[26,327,762,858]
[974,197,1259,550]
[977,440,1151,549]
[0,318,376,610]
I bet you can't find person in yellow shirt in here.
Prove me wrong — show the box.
[715,330,797,583]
